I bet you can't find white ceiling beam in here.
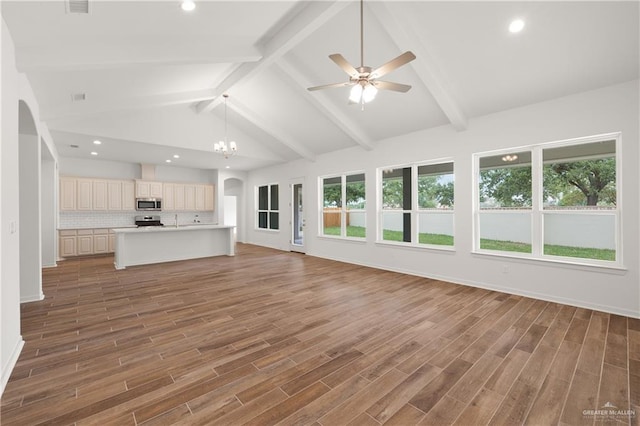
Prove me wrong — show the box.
[369,2,468,131]
[195,1,350,115]
[42,89,217,122]
[275,58,374,151]
[227,98,316,162]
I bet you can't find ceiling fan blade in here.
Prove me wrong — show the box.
[370,51,416,79]
[307,82,353,92]
[329,53,359,77]
[372,80,412,93]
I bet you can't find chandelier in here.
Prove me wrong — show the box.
[214,94,237,159]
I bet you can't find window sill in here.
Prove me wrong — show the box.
[375,240,456,254]
[471,250,627,275]
[255,228,280,233]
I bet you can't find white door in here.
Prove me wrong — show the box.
[290,179,305,253]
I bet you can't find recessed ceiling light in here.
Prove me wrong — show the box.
[509,19,525,33]
[90,152,98,156]
[166,159,172,163]
[173,154,180,159]
[181,0,195,11]
[225,166,230,169]
[93,140,102,145]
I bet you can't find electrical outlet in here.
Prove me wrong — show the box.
[10,221,17,234]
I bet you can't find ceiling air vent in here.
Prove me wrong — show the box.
[66,0,89,14]
[71,92,86,102]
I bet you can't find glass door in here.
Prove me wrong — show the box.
[290,179,305,253]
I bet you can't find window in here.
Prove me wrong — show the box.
[321,173,366,238]
[257,184,279,230]
[542,140,617,262]
[478,151,532,254]
[379,161,455,248]
[475,134,620,265]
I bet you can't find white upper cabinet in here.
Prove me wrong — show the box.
[107,181,122,210]
[60,177,213,212]
[76,179,93,210]
[60,177,77,211]
[93,180,108,211]
[136,180,163,198]
[174,184,185,210]
[195,185,206,211]
[163,183,175,211]
[122,181,135,210]
[205,185,215,211]
[184,184,196,211]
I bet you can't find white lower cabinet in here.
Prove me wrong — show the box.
[77,230,94,256]
[93,229,109,254]
[59,230,77,257]
[59,228,117,258]
[109,230,115,253]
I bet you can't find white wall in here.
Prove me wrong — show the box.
[245,80,640,318]
[1,17,24,394]
[59,157,141,179]
[1,16,60,394]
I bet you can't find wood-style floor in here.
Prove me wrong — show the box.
[1,243,638,425]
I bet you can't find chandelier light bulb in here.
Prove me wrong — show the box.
[215,94,238,159]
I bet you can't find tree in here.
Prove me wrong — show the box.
[324,181,365,208]
[480,158,616,208]
[546,158,615,206]
[479,167,532,207]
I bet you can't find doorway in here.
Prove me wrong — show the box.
[290,179,304,253]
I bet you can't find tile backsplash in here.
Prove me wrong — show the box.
[60,212,216,229]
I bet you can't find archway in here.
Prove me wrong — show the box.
[18,100,43,302]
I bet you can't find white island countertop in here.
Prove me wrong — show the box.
[111,224,234,233]
[112,224,235,269]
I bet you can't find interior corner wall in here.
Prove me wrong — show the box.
[245,80,640,318]
[1,16,25,395]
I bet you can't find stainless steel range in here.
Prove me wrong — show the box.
[135,215,164,227]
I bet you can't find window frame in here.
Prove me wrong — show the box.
[377,158,455,250]
[256,183,279,231]
[319,171,366,240]
[473,132,622,268]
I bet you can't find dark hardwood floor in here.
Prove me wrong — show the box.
[1,243,638,425]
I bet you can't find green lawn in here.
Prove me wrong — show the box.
[323,226,615,261]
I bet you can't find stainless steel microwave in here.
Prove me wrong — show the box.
[136,198,162,211]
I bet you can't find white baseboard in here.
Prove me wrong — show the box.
[309,251,640,319]
[21,292,45,303]
[42,262,57,268]
[1,338,24,397]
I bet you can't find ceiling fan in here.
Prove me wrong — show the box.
[307,0,416,106]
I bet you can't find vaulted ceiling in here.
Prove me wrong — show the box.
[2,1,638,171]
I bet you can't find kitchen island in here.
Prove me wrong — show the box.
[112,225,235,269]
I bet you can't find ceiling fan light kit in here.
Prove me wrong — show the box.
[307,0,416,109]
